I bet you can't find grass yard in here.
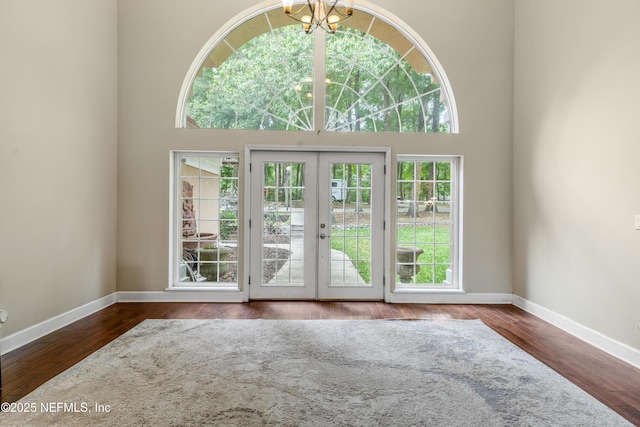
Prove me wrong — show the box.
[331,225,452,284]
[330,230,373,283]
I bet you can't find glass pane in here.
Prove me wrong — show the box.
[397,181,414,203]
[436,162,451,180]
[398,251,424,284]
[434,244,451,265]
[199,199,218,220]
[396,159,455,287]
[181,158,201,176]
[199,178,218,198]
[434,224,451,244]
[326,27,449,132]
[329,162,372,286]
[178,155,238,285]
[187,24,314,131]
[434,264,450,284]
[262,162,303,285]
[184,9,453,133]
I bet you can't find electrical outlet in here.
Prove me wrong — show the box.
[0,310,8,325]
[636,215,640,230]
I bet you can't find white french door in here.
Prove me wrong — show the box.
[249,151,385,300]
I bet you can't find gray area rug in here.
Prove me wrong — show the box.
[0,319,631,426]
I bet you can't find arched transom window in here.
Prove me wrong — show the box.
[181,6,457,133]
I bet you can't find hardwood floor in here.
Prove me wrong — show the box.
[1,302,639,425]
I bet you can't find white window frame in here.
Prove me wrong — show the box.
[393,155,463,295]
[168,151,240,292]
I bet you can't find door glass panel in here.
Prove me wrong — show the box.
[262,162,305,286]
[251,151,383,300]
[329,163,373,286]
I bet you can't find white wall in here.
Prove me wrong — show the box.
[116,0,514,294]
[2,0,637,361]
[514,0,640,350]
[0,0,118,338]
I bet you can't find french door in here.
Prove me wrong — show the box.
[249,151,385,300]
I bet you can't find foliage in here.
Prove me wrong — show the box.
[330,232,372,283]
[397,226,451,284]
[397,161,452,201]
[325,27,446,132]
[187,22,449,133]
[219,210,238,241]
[333,226,451,284]
[189,26,313,130]
[219,161,239,197]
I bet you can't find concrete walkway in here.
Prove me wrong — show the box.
[268,232,365,285]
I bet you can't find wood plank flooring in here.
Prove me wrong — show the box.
[1,302,639,425]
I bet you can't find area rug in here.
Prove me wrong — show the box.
[0,319,631,426]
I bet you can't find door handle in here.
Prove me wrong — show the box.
[320,233,329,239]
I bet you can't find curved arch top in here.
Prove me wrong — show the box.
[176,1,458,134]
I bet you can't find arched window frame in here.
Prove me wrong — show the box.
[175,1,458,133]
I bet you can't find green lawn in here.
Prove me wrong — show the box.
[331,226,452,284]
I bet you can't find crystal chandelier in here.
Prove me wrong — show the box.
[282,0,354,34]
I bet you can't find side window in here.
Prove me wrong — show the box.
[172,153,239,287]
[396,157,459,289]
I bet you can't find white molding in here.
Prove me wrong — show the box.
[121,291,512,305]
[243,146,252,302]
[0,293,117,356]
[387,291,513,304]
[117,291,244,303]
[512,295,640,370]
[245,145,391,153]
[383,148,392,303]
[4,292,638,372]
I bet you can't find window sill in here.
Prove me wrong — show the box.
[166,285,241,292]
[392,288,464,294]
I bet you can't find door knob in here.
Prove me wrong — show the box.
[320,233,329,239]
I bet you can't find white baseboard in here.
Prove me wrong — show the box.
[117,290,245,303]
[512,295,640,370]
[387,291,513,304]
[3,292,639,371]
[0,293,117,356]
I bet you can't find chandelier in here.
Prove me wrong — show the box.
[282,0,354,34]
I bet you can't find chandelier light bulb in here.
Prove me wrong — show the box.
[344,0,354,15]
[282,0,294,14]
[282,0,354,34]
[327,14,340,31]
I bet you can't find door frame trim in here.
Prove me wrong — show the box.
[243,145,391,302]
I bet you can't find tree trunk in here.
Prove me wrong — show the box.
[431,95,441,132]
